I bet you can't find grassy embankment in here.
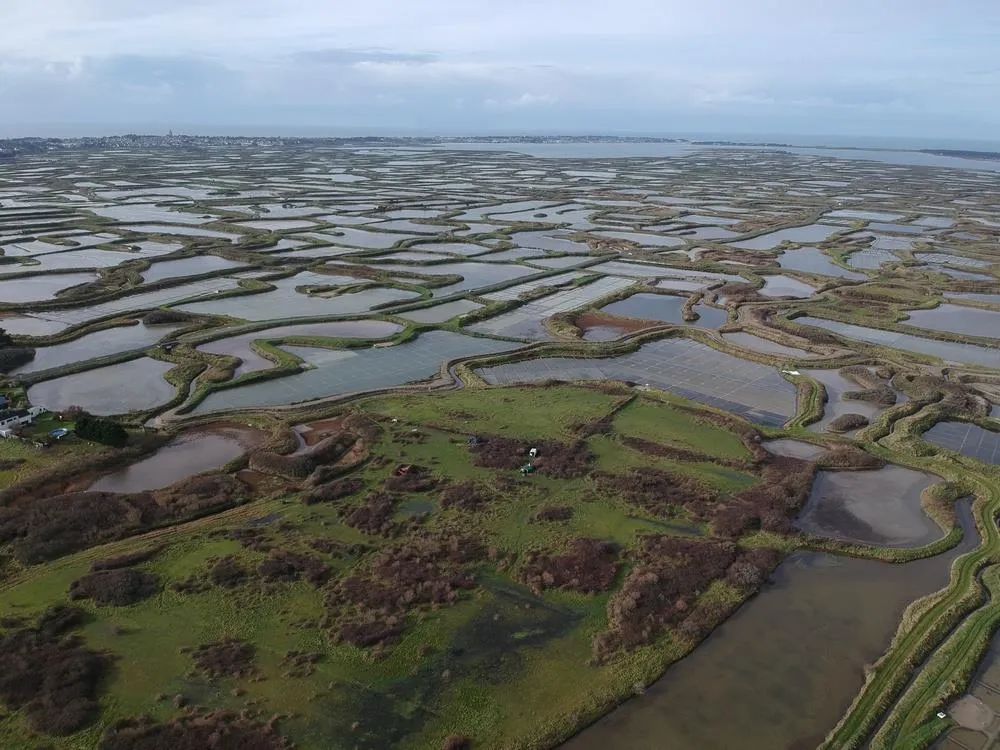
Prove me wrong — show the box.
[819,406,1000,750]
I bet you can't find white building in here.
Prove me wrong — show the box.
[0,406,47,437]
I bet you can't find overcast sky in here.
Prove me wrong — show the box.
[3,0,999,141]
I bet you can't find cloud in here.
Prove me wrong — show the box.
[289,48,438,66]
[484,93,557,109]
[0,0,997,139]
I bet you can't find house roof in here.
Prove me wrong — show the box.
[0,408,29,421]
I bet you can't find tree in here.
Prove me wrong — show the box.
[74,415,128,448]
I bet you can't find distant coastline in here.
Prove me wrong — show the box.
[0,134,998,165]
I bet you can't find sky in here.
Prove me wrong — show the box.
[2,0,999,142]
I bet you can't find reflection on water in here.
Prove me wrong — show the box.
[564,501,976,750]
[800,317,1000,368]
[601,294,728,328]
[905,304,1000,339]
[795,465,940,547]
[27,358,176,415]
[89,430,250,492]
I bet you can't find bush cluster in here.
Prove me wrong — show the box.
[91,547,161,571]
[593,538,782,660]
[439,480,493,511]
[0,605,111,735]
[257,550,330,586]
[0,346,34,372]
[328,533,483,647]
[0,475,249,564]
[75,415,129,447]
[594,467,718,520]
[519,539,619,594]
[68,569,159,606]
[99,710,294,750]
[470,436,594,478]
[302,477,365,505]
[828,413,871,433]
[184,639,257,679]
[530,506,574,522]
[711,455,816,537]
[208,556,248,588]
[341,491,399,536]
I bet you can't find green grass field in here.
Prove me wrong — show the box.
[0,384,775,749]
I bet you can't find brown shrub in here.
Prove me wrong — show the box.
[337,616,405,647]
[844,385,897,406]
[68,569,159,606]
[155,474,250,513]
[519,539,619,593]
[443,735,473,750]
[184,639,256,679]
[711,504,758,537]
[595,468,717,519]
[208,557,248,588]
[713,281,765,303]
[0,474,248,565]
[341,491,398,535]
[788,325,843,346]
[301,477,365,505]
[594,537,737,659]
[327,534,483,646]
[222,528,272,552]
[619,435,750,469]
[98,710,293,750]
[742,546,782,576]
[711,455,816,537]
[281,650,322,678]
[307,538,361,557]
[439,481,493,511]
[258,551,330,585]
[814,446,885,470]
[828,413,871,432]
[142,309,193,325]
[0,492,161,565]
[531,506,574,522]
[726,560,764,589]
[91,547,162,572]
[0,605,110,735]
[570,415,614,437]
[470,436,594,478]
[383,466,438,493]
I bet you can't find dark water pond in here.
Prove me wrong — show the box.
[601,294,728,328]
[923,421,1000,464]
[722,332,813,358]
[777,247,866,280]
[563,500,976,750]
[27,358,176,415]
[805,368,885,433]
[905,304,1000,339]
[763,438,826,459]
[795,465,941,547]
[759,275,816,298]
[13,322,181,375]
[89,430,250,492]
[800,317,1000,368]
[197,320,402,376]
